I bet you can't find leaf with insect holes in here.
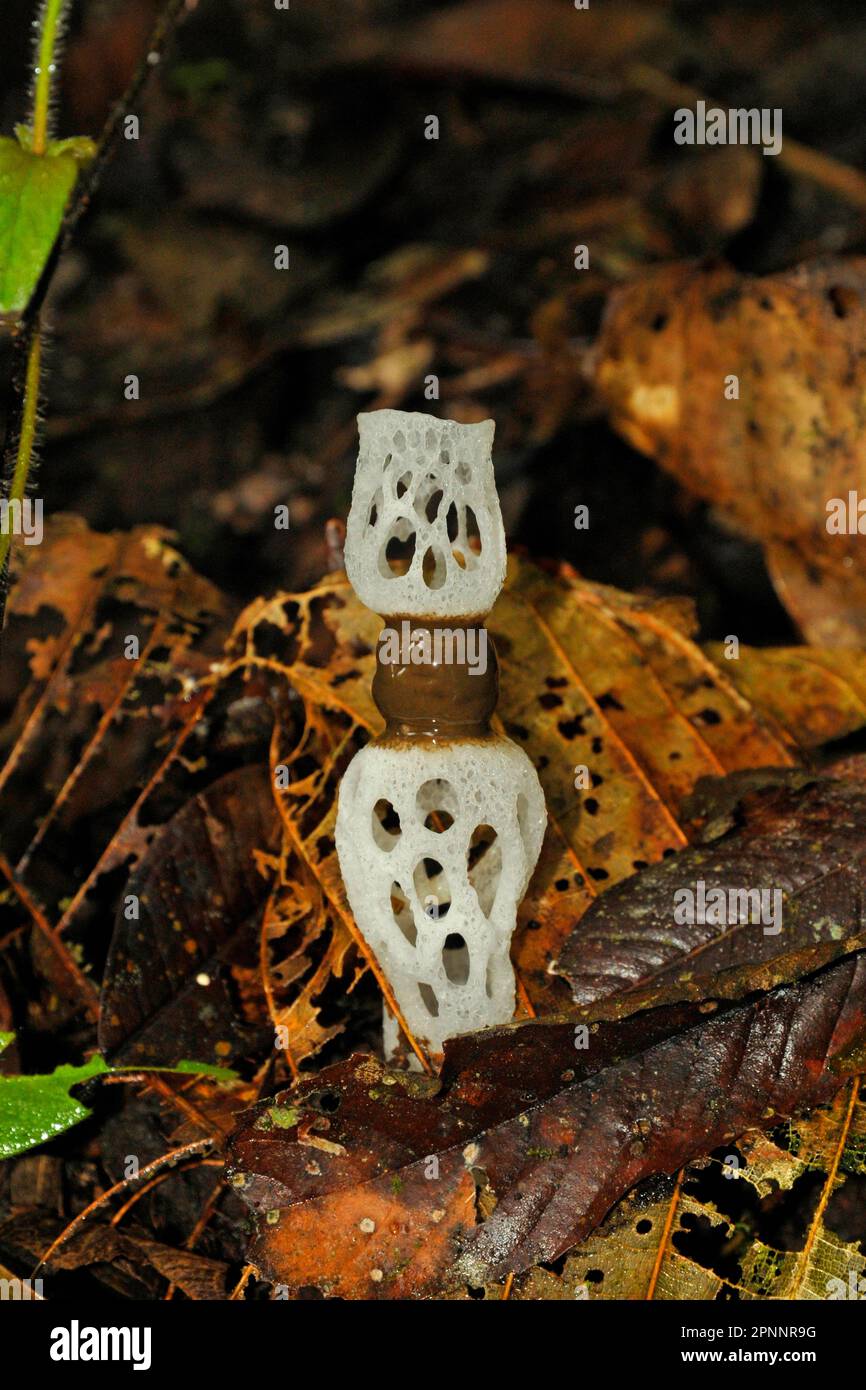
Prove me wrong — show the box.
[226,952,866,1296]
[0,129,95,316]
[0,1032,237,1161]
[510,1079,866,1300]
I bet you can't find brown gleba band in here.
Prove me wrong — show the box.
[372,617,498,741]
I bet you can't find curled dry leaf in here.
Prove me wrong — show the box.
[45,1224,231,1301]
[227,953,866,1297]
[594,258,866,645]
[557,776,866,1018]
[0,1210,230,1301]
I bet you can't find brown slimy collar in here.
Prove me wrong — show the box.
[372,616,498,740]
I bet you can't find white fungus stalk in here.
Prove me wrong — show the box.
[335,410,546,1054]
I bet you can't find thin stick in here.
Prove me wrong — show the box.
[0,0,189,634]
[33,1138,216,1275]
[229,1264,256,1300]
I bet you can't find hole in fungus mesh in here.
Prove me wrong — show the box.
[418,983,439,1017]
[390,882,416,947]
[468,825,501,917]
[367,488,383,529]
[414,858,451,919]
[442,933,470,985]
[371,798,401,850]
[422,545,447,590]
[465,506,482,556]
[379,520,416,577]
[417,778,458,832]
[414,477,443,523]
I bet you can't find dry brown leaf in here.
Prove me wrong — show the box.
[0,516,233,1018]
[512,1079,866,1300]
[594,258,866,645]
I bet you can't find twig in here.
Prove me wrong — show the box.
[0,326,43,579]
[229,1264,256,1300]
[33,1137,217,1276]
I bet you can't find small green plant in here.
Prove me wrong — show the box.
[0,1031,237,1160]
[0,0,183,603]
[0,1,97,582]
[0,1,96,318]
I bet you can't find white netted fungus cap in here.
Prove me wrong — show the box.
[345,410,506,617]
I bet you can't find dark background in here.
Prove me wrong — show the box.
[4,0,866,639]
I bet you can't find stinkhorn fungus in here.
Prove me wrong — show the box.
[335,410,546,1055]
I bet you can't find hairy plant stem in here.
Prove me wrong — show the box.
[0,326,42,577]
[0,0,188,635]
[31,0,69,154]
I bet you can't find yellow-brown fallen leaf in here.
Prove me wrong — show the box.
[218,553,866,1023]
[510,1079,865,1300]
[594,257,866,645]
[705,642,866,750]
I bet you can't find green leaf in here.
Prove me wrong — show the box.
[0,133,95,317]
[173,1060,239,1081]
[0,1052,109,1160]
[0,1038,239,1160]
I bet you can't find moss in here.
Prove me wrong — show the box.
[271,1106,299,1128]
[254,1104,300,1131]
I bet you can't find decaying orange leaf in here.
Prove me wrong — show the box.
[594,257,866,645]
[705,641,866,749]
[228,955,866,1296]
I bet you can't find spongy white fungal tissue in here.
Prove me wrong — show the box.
[335,411,547,1053]
[338,743,546,1052]
[344,409,506,617]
